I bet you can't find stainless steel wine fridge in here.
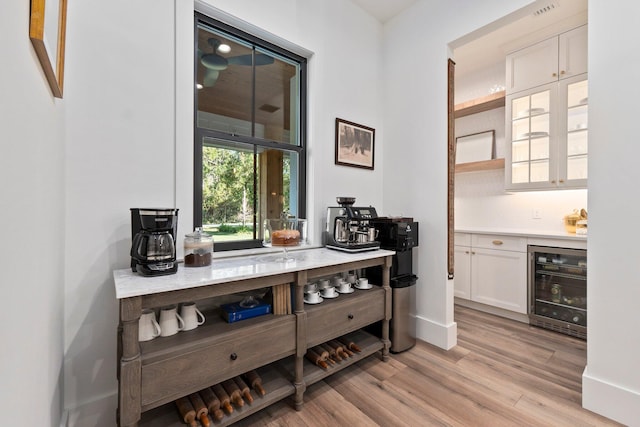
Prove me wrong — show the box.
[528,246,587,339]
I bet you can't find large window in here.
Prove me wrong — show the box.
[194,14,306,250]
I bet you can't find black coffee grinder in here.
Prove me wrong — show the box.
[130,208,179,276]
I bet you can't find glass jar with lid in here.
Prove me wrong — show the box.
[184,227,213,267]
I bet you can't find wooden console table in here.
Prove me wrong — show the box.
[114,248,393,426]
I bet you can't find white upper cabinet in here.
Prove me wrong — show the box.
[558,25,588,81]
[505,25,588,191]
[506,37,558,94]
[506,25,587,95]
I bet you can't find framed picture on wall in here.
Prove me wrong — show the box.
[335,118,375,170]
[29,0,68,98]
[455,130,495,164]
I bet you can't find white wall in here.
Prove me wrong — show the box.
[455,60,505,104]
[582,1,640,424]
[381,0,533,350]
[62,0,384,425]
[62,1,177,425]
[179,0,385,246]
[0,2,65,426]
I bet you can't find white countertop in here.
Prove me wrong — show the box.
[455,227,587,241]
[114,247,395,299]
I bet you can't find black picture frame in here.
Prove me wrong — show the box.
[335,118,375,170]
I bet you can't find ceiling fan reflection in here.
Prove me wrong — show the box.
[199,38,275,87]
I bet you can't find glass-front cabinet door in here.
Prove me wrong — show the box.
[560,75,588,188]
[505,75,588,190]
[506,84,558,190]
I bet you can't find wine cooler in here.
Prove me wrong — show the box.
[528,246,587,339]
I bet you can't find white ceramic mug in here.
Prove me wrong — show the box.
[138,309,161,342]
[346,273,357,284]
[337,280,352,293]
[159,305,185,337]
[318,279,330,290]
[304,282,318,293]
[332,276,343,286]
[322,286,337,298]
[180,302,205,331]
[305,290,321,303]
[357,278,369,288]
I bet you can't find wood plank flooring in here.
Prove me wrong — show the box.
[233,305,621,426]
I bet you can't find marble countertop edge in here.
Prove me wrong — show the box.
[114,247,395,299]
[455,227,587,240]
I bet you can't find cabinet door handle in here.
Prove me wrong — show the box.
[551,180,556,184]
[347,313,354,320]
[552,72,557,77]
[464,250,470,254]
[471,251,476,255]
[559,179,565,183]
[560,70,566,75]
[230,353,238,361]
[492,240,503,245]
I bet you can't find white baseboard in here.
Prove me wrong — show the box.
[582,366,640,426]
[454,298,529,324]
[59,409,69,427]
[415,313,457,350]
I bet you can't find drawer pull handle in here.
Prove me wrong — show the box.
[492,240,503,245]
[348,313,354,320]
[230,353,238,361]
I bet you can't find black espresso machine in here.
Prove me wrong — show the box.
[130,208,179,276]
[325,197,381,252]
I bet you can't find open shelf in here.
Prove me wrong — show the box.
[138,366,295,427]
[278,330,384,387]
[454,91,506,118]
[455,158,505,173]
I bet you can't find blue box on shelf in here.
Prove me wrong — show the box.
[220,298,272,323]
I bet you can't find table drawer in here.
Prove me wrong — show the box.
[140,315,296,409]
[305,288,385,347]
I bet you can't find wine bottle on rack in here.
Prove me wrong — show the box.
[550,284,562,303]
[571,311,585,325]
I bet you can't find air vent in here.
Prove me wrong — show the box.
[533,1,559,16]
[259,104,280,113]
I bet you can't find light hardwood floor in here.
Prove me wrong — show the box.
[235,305,621,426]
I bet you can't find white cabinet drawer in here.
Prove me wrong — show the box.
[471,234,526,252]
[455,232,471,246]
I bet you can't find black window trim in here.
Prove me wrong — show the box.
[193,13,307,252]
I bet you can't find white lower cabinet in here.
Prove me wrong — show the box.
[454,244,472,299]
[454,233,527,314]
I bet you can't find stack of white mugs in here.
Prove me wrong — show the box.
[139,302,206,342]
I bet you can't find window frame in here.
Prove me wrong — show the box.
[193,13,307,252]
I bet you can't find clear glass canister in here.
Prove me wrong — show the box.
[184,227,213,267]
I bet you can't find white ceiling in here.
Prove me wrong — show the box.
[352,0,587,77]
[454,0,588,76]
[350,0,418,23]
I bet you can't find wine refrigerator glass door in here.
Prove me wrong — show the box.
[528,245,587,339]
